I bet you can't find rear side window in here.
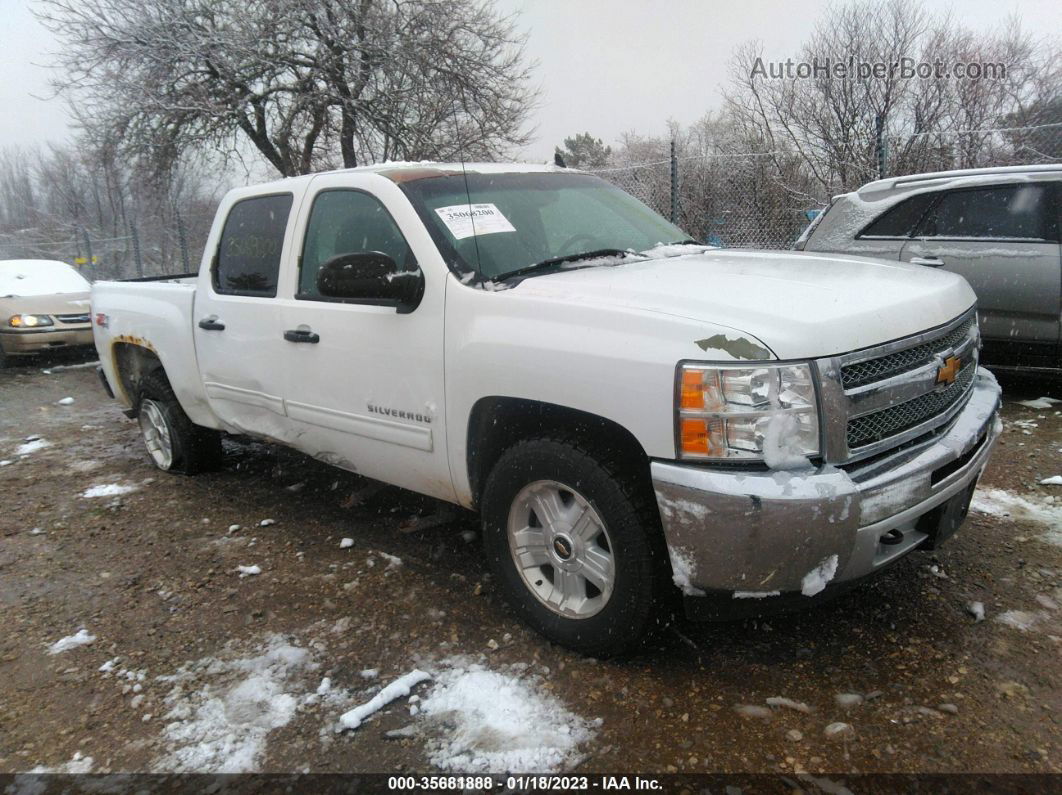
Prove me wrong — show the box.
[859,192,937,238]
[298,190,415,299]
[214,194,293,296]
[916,184,1056,241]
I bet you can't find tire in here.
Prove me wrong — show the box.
[480,437,670,657]
[137,370,223,474]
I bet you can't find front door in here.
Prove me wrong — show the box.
[279,174,454,501]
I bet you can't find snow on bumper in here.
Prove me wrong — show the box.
[652,369,1002,597]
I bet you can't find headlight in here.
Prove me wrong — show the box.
[677,362,820,464]
[8,314,54,328]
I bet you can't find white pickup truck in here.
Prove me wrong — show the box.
[92,163,1002,656]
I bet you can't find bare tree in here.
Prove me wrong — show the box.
[37,0,538,177]
[724,0,1061,194]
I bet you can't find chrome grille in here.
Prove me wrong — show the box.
[841,316,976,389]
[56,313,90,324]
[846,363,975,449]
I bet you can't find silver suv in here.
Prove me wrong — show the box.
[798,164,1061,375]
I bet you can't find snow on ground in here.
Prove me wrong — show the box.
[1040,476,1062,486]
[16,439,50,456]
[47,629,96,654]
[82,483,139,498]
[25,750,94,773]
[339,670,431,730]
[416,659,596,773]
[1015,397,1061,410]
[153,634,318,773]
[971,487,1062,546]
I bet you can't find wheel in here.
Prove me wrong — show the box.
[480,437,670,657]
[137,370,223,474]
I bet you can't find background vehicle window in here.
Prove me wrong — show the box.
[299,190,415,298]
[214,194,292,296]
[916,184,1055,241]
[859,192,937,238]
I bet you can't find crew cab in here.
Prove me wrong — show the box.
[92,163,1002,656]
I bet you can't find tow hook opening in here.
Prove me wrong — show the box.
[879,528,905,546]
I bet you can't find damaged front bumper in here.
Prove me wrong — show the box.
[652,368,1002,616]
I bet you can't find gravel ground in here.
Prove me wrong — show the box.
[0,352,1059,777]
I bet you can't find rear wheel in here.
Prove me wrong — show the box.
[137,371,222,474]
[481,437,669,657]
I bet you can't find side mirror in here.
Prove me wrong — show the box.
[316,252,424,313]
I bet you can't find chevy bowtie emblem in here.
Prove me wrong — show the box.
[936,356,962,386]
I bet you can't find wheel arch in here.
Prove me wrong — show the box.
[111,341,167,415]
[465,396,651,509]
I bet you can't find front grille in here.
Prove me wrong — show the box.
[56,313,90,324]
[846,363,975,449]
[841,316,975,389]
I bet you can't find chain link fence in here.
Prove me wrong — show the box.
[0,205,215,282]
[591,122,1062,250]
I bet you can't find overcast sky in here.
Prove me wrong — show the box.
[2,0,1060,162]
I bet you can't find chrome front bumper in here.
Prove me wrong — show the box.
[652,368,1002,598]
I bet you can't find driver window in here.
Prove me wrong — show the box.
[299,190,415,299]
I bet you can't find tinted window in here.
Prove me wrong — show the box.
[859,192,937,238]
[299,190,415,298]
[214,194,292,296]
[917,184,1055,240]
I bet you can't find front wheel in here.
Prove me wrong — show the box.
[137,371,223,474]
[480,437,670,657]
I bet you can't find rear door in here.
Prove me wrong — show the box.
[900,182,1061,367]
[193,192,298,440]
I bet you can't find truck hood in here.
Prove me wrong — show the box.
[512,249,976,360]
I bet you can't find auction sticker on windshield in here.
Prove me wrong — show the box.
[434,203,516,240]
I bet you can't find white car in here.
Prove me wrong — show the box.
[91,163,1001,656]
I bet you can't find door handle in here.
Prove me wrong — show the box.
[284,328,320,344]
[198,317,226,331]
[909,256,945,267]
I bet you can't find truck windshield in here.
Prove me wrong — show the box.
[399,172,691,280]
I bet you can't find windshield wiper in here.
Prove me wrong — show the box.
[493,248,632,282]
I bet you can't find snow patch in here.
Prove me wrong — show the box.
[972,487,1062,545]
[1039,476,1062,486]
[801,555,839,597]
[417,661,595,773]
[668,547,705,596]
[47,628,96,654]
[153,635,315,772]
[26,751,94,774]
[16,438,50,456]
[237,565,261,577]
[339,670,431,730]
[1015,397,1060,410]
[762,413,813,471]
[82,483,138,498]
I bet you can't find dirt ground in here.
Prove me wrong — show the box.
[0,350,1059,778]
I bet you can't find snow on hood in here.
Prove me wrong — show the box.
[510,248,975,360]
[0,259,90,297]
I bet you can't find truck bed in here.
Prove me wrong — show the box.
[91,279,218,428]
